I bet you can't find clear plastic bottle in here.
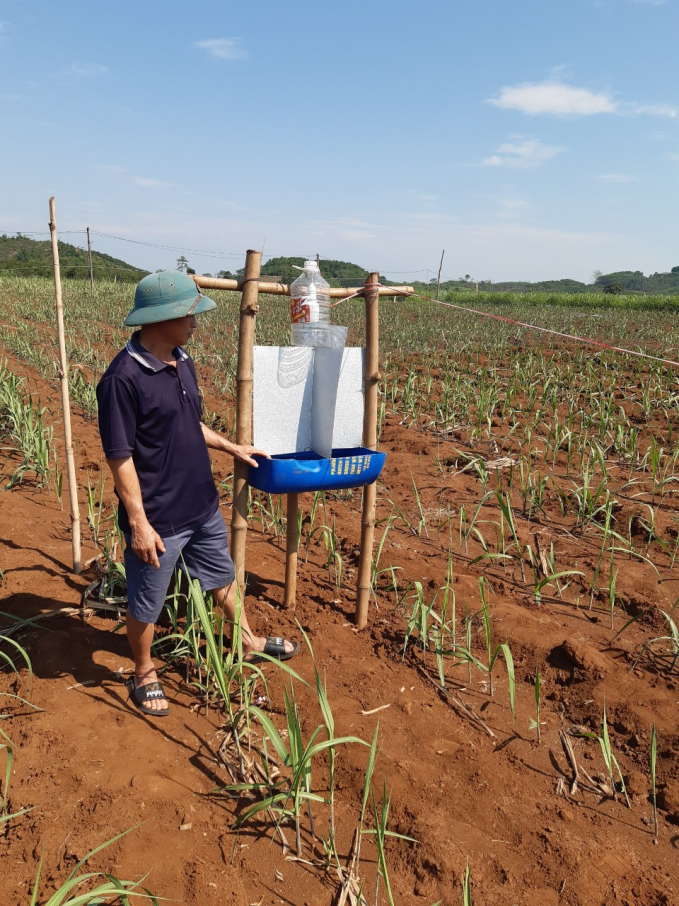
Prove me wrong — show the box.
[290,260,331,347]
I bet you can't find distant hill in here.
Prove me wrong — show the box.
[4,237,678,294]
[219,256,389,288]
[594,270,679,294]
[486,279,591,293]
[222,257,679,295]
[262,256,371,287]
[0,234,148,283]
[424,272,679,297]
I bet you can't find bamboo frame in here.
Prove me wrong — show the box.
[194,274,413,298]
[355,273,380,629]
[225,258,393,620]
[48,197,82,574]
[283,492,299,609]
[230,249,262,588]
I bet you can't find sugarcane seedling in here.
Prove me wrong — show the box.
[354,723,380,879]
[529,662,542,743]
[368,779,417,906]
[409,467,429,538]
[599,702,631,808]
[29,826,159,906]
[608,547,618,630]
[633,609,679,674]
[495,642,516,726]
[462,859,472,906]
[479,577,497,696]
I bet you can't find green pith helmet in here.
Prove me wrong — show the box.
[124,270,216,327]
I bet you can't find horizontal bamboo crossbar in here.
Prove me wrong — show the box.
[193,274,413,298]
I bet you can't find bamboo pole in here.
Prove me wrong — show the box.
[194,274,413,298]
[48,197,82,574]
[283,492,299,609]
[355,272,380,629]
[436,249,444,301]
[86,227,94,298]
[230,249,262,588]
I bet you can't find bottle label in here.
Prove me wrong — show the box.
[291,297,310,323]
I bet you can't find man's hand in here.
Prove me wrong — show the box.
[230,443,270,468]
[107,456,165,564]
[130,518,166,568]
[201,423,270,467]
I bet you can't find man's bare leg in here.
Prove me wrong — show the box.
[126,612,168,711]
[211,582,295,657]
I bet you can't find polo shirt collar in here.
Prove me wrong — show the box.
[126,331,189,372]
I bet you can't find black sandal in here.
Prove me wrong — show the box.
[125,676,170,718]
[244,637,300,666]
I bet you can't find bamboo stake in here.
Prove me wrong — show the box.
[283,492,299,609]
[230,250,262,588]
[436,249,444,301]
[355,272,380,629]
[194,274,413,298]
[48,197,82,574]
[86,227,94,298]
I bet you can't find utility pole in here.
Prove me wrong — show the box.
[86,227,94,298]
[436,250,445,301]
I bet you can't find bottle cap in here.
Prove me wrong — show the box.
[303,260,319,271]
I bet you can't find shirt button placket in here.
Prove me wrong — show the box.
[171,368,185,405]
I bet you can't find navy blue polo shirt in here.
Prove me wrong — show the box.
[96,332,219,536]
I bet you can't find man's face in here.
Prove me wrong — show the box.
[158,314,198,347]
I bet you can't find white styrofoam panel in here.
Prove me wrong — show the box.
[311,345,345,458]
[253,345,365,456]
[332,348,365,449]
[253,346,313,455]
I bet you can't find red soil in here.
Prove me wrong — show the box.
[1,349,678,906]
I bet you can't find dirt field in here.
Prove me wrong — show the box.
[2,344,679,906]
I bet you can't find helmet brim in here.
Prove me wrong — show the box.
[124,293,216,327]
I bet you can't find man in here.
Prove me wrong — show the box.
[96,270,298,717]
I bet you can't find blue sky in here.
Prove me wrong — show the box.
[1,0,677,282]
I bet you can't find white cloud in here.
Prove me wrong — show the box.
[483,138,564,168]
[66,62,109,77]
[497,198,534,219]
[600,173,635,182]
[95,167,172,189]
[194,38,247,60]
[488,80,677,119]
[489,81,616,116]
[667,152,679,161]
[134,177,172,188]
[627,103,677,118]
[306,217,378,241]
[96,164,128,176]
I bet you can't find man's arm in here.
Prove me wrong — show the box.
[107,457,166,568]
[200,424,270,468]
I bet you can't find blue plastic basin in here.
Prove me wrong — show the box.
[248,447,387,494]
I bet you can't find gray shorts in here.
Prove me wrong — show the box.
[124,508,235,624]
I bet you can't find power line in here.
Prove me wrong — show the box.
[0,230,87,236]
[3,229,437,276]
[2,227,455,280]
[89,231,244,259]
[0,264,144,270]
